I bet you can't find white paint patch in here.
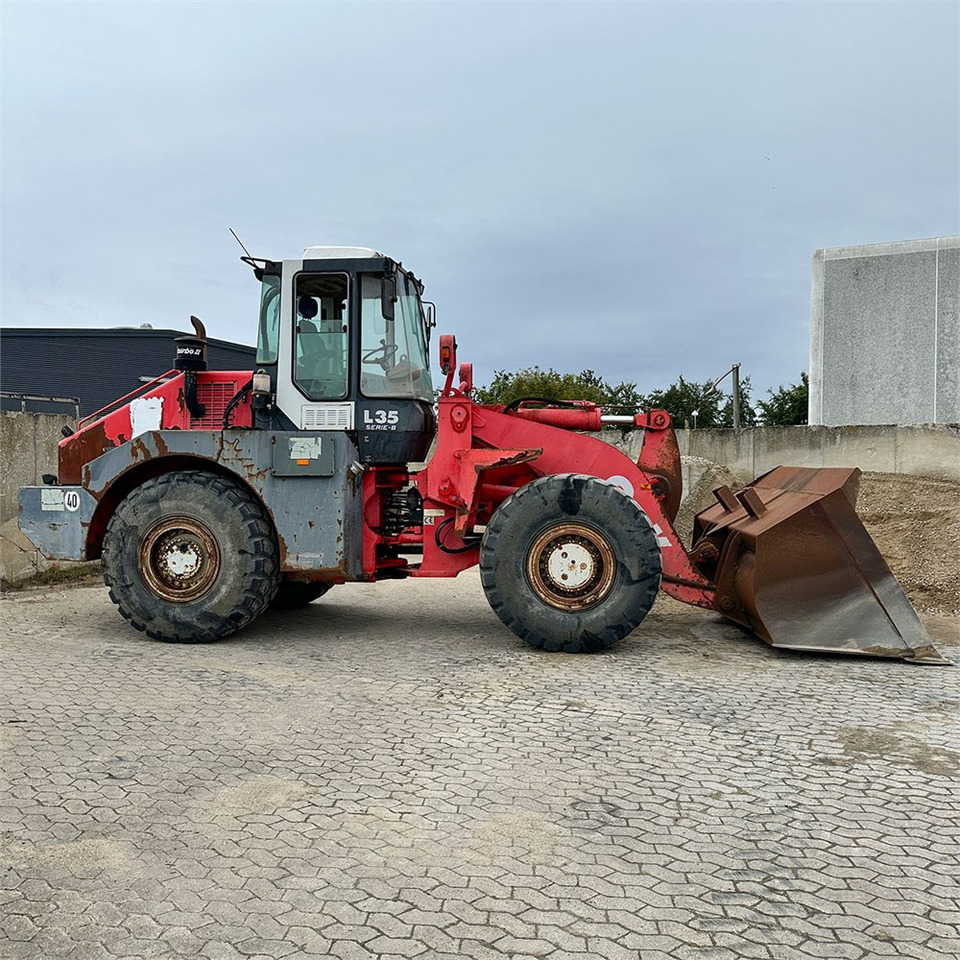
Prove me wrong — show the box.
[130,396,163,438]
[652,523,672,548]
[606,475,635,498]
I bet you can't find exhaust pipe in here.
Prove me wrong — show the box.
[174,316,207,418]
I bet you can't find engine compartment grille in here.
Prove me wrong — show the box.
[191,380,240,428]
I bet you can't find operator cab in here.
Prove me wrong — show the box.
[250,246,435,464]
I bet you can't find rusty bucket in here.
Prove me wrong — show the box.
[690,466,949,664]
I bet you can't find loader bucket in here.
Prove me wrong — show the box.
[690,466,949,664]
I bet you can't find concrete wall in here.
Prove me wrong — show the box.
[1,411,75,583]
[809,236,960,426]
[679,423,960,484]
[610,423,960,491]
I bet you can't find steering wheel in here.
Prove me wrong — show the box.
[362,341,399,372]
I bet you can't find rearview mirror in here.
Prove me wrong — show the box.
[381,276,397,321]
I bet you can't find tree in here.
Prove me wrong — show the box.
[475,366,641,411]
[644,375,724,428]
[757,373,808,425]
[475,368,757,430]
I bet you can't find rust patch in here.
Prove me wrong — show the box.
[130,437,151,462]
[59,421,112,485]
[470,448,542,473]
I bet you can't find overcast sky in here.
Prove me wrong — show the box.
[2,0,957,400]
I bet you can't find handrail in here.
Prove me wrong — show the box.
[78,369,178,430]
[0,392,80,416]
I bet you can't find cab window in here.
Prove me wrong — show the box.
[294,273,349,400]
[255,273,281,365]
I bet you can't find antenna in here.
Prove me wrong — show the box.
[229,227,254,259]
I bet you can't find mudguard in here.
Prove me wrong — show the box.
[18,486,97,561]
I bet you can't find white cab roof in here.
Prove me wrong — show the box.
[301,246,386,260]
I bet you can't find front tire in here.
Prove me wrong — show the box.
[102,471,280,643]
[480,474,662,653]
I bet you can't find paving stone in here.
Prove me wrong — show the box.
[1,581,958,960]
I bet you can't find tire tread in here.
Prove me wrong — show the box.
[480,474,662,653]
[102,471,279,643]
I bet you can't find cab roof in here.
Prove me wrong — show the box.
[301,246,386,260]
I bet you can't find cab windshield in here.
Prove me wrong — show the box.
[360,271,433,401]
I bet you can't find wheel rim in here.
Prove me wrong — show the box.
[139,517,221,603]
[526,522,617,611]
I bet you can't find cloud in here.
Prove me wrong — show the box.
[2,1,957,397]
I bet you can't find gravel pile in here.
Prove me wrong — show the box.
[857,471,960,617]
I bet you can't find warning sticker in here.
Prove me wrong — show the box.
[41,489,65,512]
[289,437,323,461]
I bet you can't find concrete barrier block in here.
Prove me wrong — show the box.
[1,411,67,525]
[687,430,754,477]
[820,425,898,472]
[894,424,960,480]
[0,516,47,584]
[752,425,829,475]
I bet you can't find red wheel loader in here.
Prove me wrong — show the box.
[18,246,948,664]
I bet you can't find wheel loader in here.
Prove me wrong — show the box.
[18,246,948,663]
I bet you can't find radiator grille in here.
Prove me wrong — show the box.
[301,403,354,430]
[191,381,239,428]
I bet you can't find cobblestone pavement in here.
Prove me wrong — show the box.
[1,575,959,960]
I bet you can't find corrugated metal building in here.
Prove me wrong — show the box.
[0,328,255,416]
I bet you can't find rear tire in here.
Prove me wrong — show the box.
[102,471,280,643]
[479,474,662,653]
[270,578,335,609]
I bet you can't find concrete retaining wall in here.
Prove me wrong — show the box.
[1,411,69,524]
[678,423,960,483]
[608,423,959,493]
[1,411,75,583]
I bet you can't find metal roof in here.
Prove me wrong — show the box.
[1,327,254,351]
[0,328,255,417]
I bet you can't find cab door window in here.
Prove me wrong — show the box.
[294,273,349,400]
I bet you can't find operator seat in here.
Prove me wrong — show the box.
[296,297,345,398]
